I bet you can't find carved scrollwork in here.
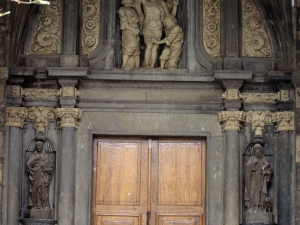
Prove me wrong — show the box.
[24,89,60,100]
[28,107,55,133]
[5,107,28,128]
[81,0,100,55]
[218,111,246,131]
[241,92,279,103]
[242,0,272,57]
[272,112,294,131]
[55,108,82,128]
[30,0,62,54]
[203,0,221,58]
[246,111,272,137]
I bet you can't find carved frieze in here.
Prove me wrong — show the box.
[55,108,82,128]
[28,107,55,133]
[272,112,294,131]
[81,0,100,55]
[60,87,79,97]
[239,91,290,103]
[203,0,221,58]
[242,0,272,57]
[5,107,28,128]
[218,111,246,131]
[29,0,62,54]
[246,111,272,137]
[23,88,60,100]
[222,89,241,100]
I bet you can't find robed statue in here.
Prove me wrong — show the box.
[245,143,272,213]
[27,141,54,214]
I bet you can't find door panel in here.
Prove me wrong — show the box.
[93,138,205,225]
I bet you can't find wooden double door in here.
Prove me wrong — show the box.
[93,138,206,225]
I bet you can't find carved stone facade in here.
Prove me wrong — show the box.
[246,111,272,137]
[81,0,100,55]
[24,89,60,100]
[29,0,62,54]
[28,107,55,133]
[55,108,82,128]
[218,111,246,131]
[203,0,221,58]
[272,112,294,131]
[242,0,272,57]
[5,107,28,128]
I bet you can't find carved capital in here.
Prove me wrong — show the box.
[218,111,246,131]
[55,108,82,128]
[246,111,272,137]
[5,107,28,128]
[28,107,55,133]
[272,112,294,131]
[24,88,60,100]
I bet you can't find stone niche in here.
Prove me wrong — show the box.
[83,0,215,73]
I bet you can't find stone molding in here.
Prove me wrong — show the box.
[242,0,272,57]
[245,111,272,137]
[81,0,100,55]
[218,111,246,131]
[272,112,294,131]
[28,107,55,133]
[55,108,82,128]
[5,107,28,128]
[29,0,62,54]
[203,0,221,58]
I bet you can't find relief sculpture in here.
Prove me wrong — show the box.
[119,0,181,69]
[27,141,54,219]
[245,143,273,223]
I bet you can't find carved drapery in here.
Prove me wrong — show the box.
[272,112,294,131]
[55,108,82,128]
[28,107,55,133]
[81,0,100,55]
[29,0,62,54]
[5,107,28,128]
[203,0,221,58]
[218,111,246,131]
[242,0,272,57]
[245,111,272,137]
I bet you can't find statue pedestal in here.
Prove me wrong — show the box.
[30,208,51,219]
[244,212,273,224]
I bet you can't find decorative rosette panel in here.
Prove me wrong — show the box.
[81,0,100,55]
[203,0,221,58]
[29,0,62,54]
[242,0,272,57]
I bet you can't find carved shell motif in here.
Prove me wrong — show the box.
[30,0,62,54]
[242,0,272,57]
[203,0,221,58]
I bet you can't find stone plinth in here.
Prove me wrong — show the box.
[244,212,273,224]
[20,218,57,225]
[30,208,51,219]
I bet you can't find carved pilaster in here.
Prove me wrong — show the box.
[272,112,294,131]
[55,108,82,128]
[218,111,246,131]
[5,107,28,128]
[28,107,55,133]
[245,111,272,137]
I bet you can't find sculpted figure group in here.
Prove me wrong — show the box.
[118,0,183,70]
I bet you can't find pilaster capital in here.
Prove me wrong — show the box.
[245,111,272,137]
[5,107,28,128]
[218,111,246,131]
[222,81,243,101]
[55,108,82,128]
[272,112,294,131]
[28,107,56,133]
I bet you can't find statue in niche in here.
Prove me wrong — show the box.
[154,15,183,69]
[134,0,179,68]
[27,141,54,219]
[245,143,272,213]
[118,0,141,70]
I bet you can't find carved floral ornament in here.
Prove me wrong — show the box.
[55,108,83,128]
[28,107,55,133]
[203,0,221,58]
[242,0,272,57]
[218,111,294,134]
[5,107,28,128]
